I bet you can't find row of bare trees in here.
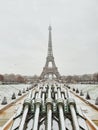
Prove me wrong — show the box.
[0,73,98,84]
[0,74,39,84]
[62,73,98,83]
[0,74,26,83]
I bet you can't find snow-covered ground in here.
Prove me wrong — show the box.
[0,84,31,106]
[69,84,98,100]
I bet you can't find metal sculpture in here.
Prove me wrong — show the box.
[10,82,89,130]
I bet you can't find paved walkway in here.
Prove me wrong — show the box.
[70,92,98,126]
[0,94,27,127]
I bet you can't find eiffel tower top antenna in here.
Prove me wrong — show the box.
[48,25,53,57]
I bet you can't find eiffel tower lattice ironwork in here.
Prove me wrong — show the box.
[40,25,61,79]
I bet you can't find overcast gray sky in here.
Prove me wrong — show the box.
[0,0,98,76]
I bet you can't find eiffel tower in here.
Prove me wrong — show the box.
[40,25,61,79]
